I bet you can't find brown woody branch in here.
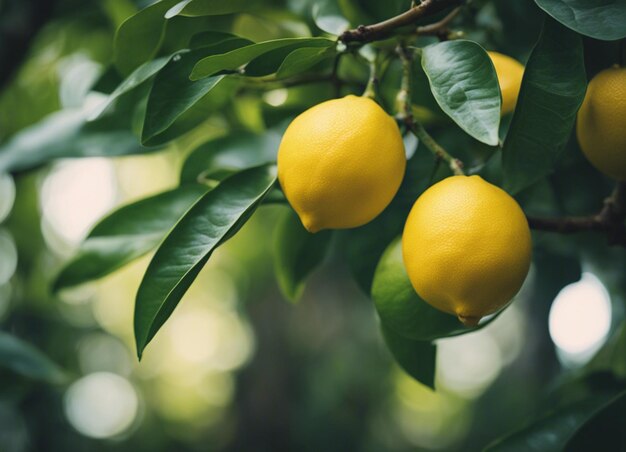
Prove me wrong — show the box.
[339,0,464,44]
[527,182,626,246]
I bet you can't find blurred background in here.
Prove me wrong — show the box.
[0,0,625,451]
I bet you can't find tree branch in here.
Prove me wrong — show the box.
[527,182,626,247]
[395,45,465,175]
[339,0,464,44]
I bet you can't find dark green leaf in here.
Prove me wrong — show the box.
[142,40,251,145]
[114,0,179,75]
[180,130,281,183]
[372,239,501,341]
[421,40,501,146]
[0,331,65,384]
[502,17,586,194]
[485,391,626,451]
[535,0,626,41]
[54,185,208,291]
[90,56,173,120]
[273,209,332,302]
[168,0,260,17]
[381,324,437,389]
[134,165,276,358]
[190,37,335,80]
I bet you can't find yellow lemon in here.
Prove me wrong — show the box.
[402,175,532,326]
[576,66,626,180]
[277,95,406,232]
[488,51,525,115]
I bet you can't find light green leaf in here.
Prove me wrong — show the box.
[114,0,179,75]
[502,17,586,194]
[276,46,336,78]
[0,102,156,174]
[273,209,332,302]
[0,331,66,384]
[381,325,437,389]
[134,165,276,358]
[486,391,626,451]
[535,0,626,41]
[190,37,335,80]
[372,239,501,341]
[90,56,173,120]
[421,40,501,146]
[190,31,253,49]
[53,184,208,291]
[168,0,260,17]
[180,131,281,183]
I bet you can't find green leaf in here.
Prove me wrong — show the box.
[273,209,333,302]
[244,41,334,77]
[0,331,66,384]
[180,130,281,183]
[167,0,260,17]
[134,165,276,358]
[190,31,253,49]
[381,324,437,389]
[485,391,626,451]
[53,184,208,291]
[421,40,501,146]
[0,104,156,174]
[142,40,251,145]
[502,17,586,194]
[313,0,350,35]
[535,0,626,41]
[190,37,335,80]
[90,56,173,120]
[276,46,336,78]
[372,239,501,341]
[114,0,180,75]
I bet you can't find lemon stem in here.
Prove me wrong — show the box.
[396,45,465,176]
[362,59,378,99]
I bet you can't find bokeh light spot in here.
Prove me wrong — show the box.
[549,272,611,365]
[64,372,139,439]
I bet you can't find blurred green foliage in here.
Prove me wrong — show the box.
[0,0,625,451]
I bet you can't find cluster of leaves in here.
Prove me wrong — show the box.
[1,0,626,448]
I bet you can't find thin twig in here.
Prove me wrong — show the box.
[339,0,464,44]
[414,6,461,40]
[396,45,465,176]
[527,182,626,247]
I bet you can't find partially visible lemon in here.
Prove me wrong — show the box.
[576,66,626,181]
[488,51,525,116]
[402,175,532,326]
[277,95,406,232]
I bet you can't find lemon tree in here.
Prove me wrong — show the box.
[1,0,626,449]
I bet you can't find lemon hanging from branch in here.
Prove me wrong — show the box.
[402,175,532,326]
[277,95,406,232]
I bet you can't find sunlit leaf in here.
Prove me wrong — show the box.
[502,17,586,194]
[421,40,501,146]
[134,165,276,358]
[54,184,208,291]
[167,0,261,17]
[190,37,335,80]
